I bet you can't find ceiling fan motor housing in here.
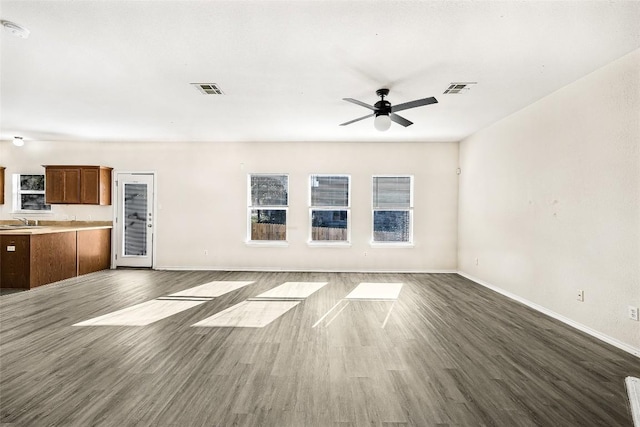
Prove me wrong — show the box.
[374,99,391,116]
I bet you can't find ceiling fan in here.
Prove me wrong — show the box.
[340,88,438,131]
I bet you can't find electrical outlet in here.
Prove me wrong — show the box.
[629,306,639,321]
[577,290,584,302]
[204,250,208,256]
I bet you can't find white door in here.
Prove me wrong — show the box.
[115,173,154,268]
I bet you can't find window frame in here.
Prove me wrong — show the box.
[371,175,414,247]
[308,174,351,246]
[12,173,52,214]
[246,173,289,246]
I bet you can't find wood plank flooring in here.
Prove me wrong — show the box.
[1,270,638,426]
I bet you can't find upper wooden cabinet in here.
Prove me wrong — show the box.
[46,167,81,204]
[44,166,112,205]
[0,167,5,205]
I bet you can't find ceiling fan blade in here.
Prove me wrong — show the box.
[390,113,413,127]
[343,98,376,111]
[391,96,438,113]
[339,113,375,126]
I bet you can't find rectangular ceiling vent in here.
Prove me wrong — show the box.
[192,83,224,95]
[444,82,476,94]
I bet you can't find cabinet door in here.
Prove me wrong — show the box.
[63,169,81,203]
[45,168,66,203]
[46,168,81,204]
[81,167,99,204]
[77,228,111,275]
[0,235,30,288]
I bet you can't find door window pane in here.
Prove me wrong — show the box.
[124,183,147,256]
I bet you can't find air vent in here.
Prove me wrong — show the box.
[192,83,224,95]
[444,82,476,94]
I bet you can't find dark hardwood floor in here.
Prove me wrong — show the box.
[1,270,638,426]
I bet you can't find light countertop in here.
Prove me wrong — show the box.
[0,222,112,236]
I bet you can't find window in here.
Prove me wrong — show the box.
[372,176,412,243]
[13,174,51,212]
[248,174,288,242]
[310,175,350,243]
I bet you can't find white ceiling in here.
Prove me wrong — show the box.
[1,0,639,144]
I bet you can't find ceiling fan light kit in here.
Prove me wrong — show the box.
[374,114,391,131]
[13,136,24,147]
[340,88,438,132]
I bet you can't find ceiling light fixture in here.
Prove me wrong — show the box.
[13,136,24,147]
[1,20,30,39]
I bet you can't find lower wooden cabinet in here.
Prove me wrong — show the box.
[0,235,30,288]
[0,229,111,289]
[30,232,78,287]
[77,229,111,276]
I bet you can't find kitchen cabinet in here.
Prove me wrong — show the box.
[44,166,112,205]
[77,228,111,275]
[45,167,80,204]
[0,166,5,204]
[0,227,112,289]
[1,232,77,288]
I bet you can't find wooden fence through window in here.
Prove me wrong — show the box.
[251,223,286,241]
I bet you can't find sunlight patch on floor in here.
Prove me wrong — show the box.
[192,300,300,328]
[314,282,403,328]
[627,377,640,427]
[73,299,206,326]
[168,280,255,298]
[73,280,255,326]
[345,282,403,300]
[254,281,327,299]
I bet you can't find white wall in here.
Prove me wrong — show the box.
[0,140,459,272]
[458,49,640,352]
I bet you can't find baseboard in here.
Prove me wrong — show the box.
[156,266,459,274]
[457,271,640,358]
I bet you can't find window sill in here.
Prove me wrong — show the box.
[245,241,289,248]
[11,211,54,215]
[307,241,352,248]
[370,242,415,248]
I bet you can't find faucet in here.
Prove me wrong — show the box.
[17,217,30,226]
